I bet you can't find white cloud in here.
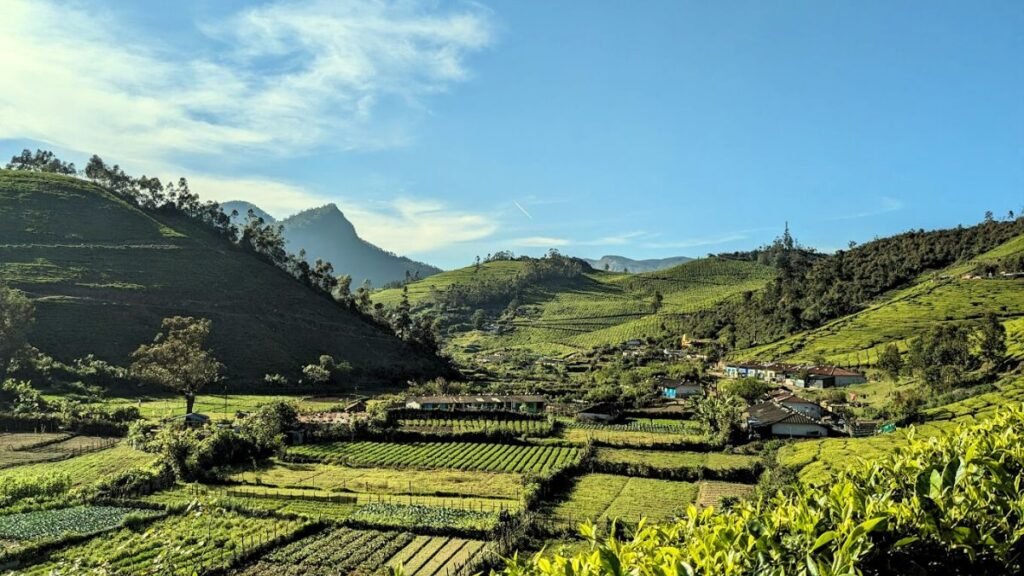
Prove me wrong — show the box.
[0,0,493,160]
[643,234,749,249]
[339,198,498,255]
[826,197,905,221]
[509,236,572,248]
[0,0,496,254]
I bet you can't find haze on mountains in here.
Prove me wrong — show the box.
[222,200,441,288]
[584,255,693,273]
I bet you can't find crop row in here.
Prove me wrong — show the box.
[349,503,499,533]
[17,509,306,575]
[289,441,581,474]
[398,418,554,436]
[237,526,416,575]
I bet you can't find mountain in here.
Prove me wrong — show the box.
[0,171,446,386]
[221,200,275,224]
[584,254,692,273]
[224,201,441,288]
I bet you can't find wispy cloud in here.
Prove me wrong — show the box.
[0,0,495,254]
[509,236,571,248]
[826,197,905,221]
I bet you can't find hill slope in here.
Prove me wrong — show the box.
[0,171,444,386]
[376,257,773,355]
[736,231,1024,366]
[583,254,692,273]
[279,204,441,288]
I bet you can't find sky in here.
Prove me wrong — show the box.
[1,1,1022,269]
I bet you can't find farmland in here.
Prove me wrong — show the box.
[545,474,700,529]
[16,509,307,575]
[289,441,582,474]
[595,448,761,480]
[0,444,157,488]
[0,505,160,542]
[397,417,556,437]
[0,435,118,469]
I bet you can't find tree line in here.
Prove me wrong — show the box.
[682,217,1024,349]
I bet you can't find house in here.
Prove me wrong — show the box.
[746,402,828,438]
[624,339,644,348]
[576,402,621,423]
[787,366,866,388]
[661,381,704,399]
[770,392,823,419]
[404,395,547,414]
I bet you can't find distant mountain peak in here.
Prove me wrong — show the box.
[228,200,441,287]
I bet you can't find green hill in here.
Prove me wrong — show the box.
[377,256,774,355]
[0,171,444,386]
[736,231,1024,366]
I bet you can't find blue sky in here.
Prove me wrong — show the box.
[1,1,1022,269]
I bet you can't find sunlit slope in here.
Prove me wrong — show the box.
[0,171,443,385]
[778,374,1024,484]
[379,257,773,354]
[736,233,1024,366]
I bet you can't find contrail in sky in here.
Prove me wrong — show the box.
[513,200,533,219]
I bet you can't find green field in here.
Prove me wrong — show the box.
[397,417,556,437]
[0,435,118,469]
[375,257,773,354]
[0,505,160,541]
[595,448,761,476]
[564,427,704,447]
[14,509,307,575]
[0,170,441,384]
[546,474,700,528]
[231,460,524,501]
[289,441,581,475]
[0,444,157,488]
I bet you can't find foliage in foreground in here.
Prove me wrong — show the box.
[503,405,1024,575]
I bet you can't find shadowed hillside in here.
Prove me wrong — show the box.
[0,171,446,386]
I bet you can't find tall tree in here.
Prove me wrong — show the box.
[877,343,904,384]
[976,313,1007,370]
[0,285,34,381]
[131,317,222,414]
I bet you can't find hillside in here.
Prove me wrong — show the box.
[736,231,1024,366]
[377,256,774,355]
[279,204,441,288]
[583,254,692,273]
[0,171,445,386]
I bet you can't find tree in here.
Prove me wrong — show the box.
[976,313,1007,370]
[877,343,904,384]
[694,394,744,445]
[652,290,664,312]
[0,285,34,381]
[719,377,771,404]
[130,317,222,414]
[471,309,487,330]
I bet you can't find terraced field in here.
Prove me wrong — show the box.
[233,526,491,576]
[739,234,1024,366]
[0,435,118,469]
[595,448,761,478]
[289,441,581,475]
[397,417,556,437]
[0,444,157,487]
[14,510,307,575]
[547,474,700,528]
[376,257,773,354]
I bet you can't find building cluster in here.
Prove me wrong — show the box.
[722,361,866,388]
[404,394,547,414]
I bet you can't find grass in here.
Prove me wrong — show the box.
[0,170,440,385]
[563,427,705,447]
[0,435,118,469]
[376,256,773,355]
[547,474,699,527]
[52,394,349,422]
[289,441,581,475]
[595,448,761,475]
[0,444,157,488]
